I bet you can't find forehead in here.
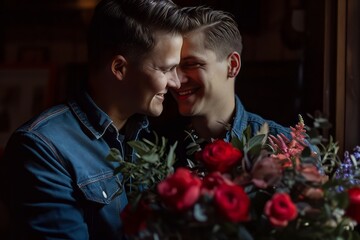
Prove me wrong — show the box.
[152,31,183,51]
[140,31,183,66]
[182,31,218,60]
[183,31,206,53]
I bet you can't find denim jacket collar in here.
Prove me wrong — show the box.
[68,91,149,140]
[225,96,248,141]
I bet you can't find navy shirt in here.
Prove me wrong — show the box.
[2,91,149,239]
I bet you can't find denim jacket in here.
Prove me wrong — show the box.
[167,96,291,165]
[229,96,320,155]
[2,92,149,240]
[226,96,291,141]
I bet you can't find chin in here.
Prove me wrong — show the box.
[149,112,162,117]
[178,108,196,117]
[147,107,163,117]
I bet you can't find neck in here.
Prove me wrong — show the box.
[108,110,128,130]
[191,118,228,141]
[88,76,130,131]
[191,100,235,141]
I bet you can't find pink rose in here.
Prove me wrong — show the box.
[214,183,250,222]
[301,187,324,200]
[251,155,282,189]
[197,140,243,173]
[157,168,201,211]
[297,164,328,184]
[265,193,298,227]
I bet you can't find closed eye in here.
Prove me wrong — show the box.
[161,65,177,73]
[180,62,203,69]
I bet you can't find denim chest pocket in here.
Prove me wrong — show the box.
[78,173,123,205]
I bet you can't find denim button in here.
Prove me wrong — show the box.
[102,190,107,199]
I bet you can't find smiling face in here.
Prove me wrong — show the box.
[124,31,183,117]
[170,31,235,118]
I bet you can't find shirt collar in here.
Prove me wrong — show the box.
[68,91,149,139]
[226,96,249,141]
[68,91,112,139]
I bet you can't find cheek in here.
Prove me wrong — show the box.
[152,77,167,93]
[143,74,167,93]
[185,69,206,86]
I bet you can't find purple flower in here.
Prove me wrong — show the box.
[353,146,360,160]
[335,146,360,186]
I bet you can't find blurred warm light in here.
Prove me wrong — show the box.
[74,0,99,10]
[62,0,99,10]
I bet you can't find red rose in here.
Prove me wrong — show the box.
[264,193,298,227]
[201,172,230,194]
[120,200,151,235]
[346,186,360,223]
[157,168,201,211]
[197,140,243,173]
[214,183,250,222]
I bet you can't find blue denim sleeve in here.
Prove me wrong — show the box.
[4,131,89,240]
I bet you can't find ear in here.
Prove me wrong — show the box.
[227,51,241,78]
[111,55,127,80]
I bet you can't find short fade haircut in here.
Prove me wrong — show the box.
[87,0,187,68]
[182,6,243,60]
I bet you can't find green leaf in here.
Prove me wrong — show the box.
[166,141,178,168]
[128,140,151,155]
[193,203,208,222]
[113,166,124,176]
[246,134,266,150]
[186,158,197,168]
[106,148,123,162]
[142,153,160,163]
[237,224,254,240]
[242,125,252,142]
[186,141,200,150]
[248,143,263,156]
[160,136,167,152]
[231,136,243,150]
[334,191,349,209]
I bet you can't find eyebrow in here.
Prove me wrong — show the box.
[181,56,205,62]
[159,64,178,70]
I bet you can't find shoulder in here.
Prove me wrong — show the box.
[10,104,81,146]
[232,96,290,138]
[246,112,291,137]
[19,104,71,133]
[4,104,74,163]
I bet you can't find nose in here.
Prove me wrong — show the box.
[177,68,188,84]
[167,69,181,89]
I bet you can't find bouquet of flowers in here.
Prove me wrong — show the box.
[108,116,360,240]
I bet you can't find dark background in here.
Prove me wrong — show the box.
[0,0,329,126]
[0,0,343,237]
